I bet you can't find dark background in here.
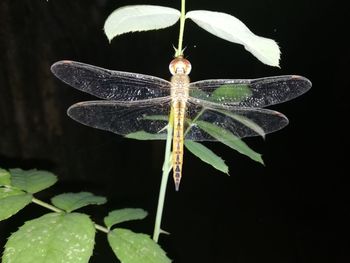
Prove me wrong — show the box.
[0,0,348,262]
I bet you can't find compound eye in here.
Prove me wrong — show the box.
[169,57,192,75]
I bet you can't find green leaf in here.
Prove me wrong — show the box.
[0,188,32,221]
[104,5,181,41]
[104,208,148,229]
[125,131,167,140]
[0,187,23,199]
[9,168,57,193]
[0,168,11,186]
[186,10,280,67]
[211,84,252,102]
[3,213,95,263]
[108,228,171,263]
[189,84,253,105]
[51,192,107,212]
[196,121,264,164]
[185,141,229,174]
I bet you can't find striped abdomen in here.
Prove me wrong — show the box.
[172,100,186,191]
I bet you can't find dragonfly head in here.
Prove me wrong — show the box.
[169,57,192,75]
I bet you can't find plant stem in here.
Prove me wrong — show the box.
[175,0,186,57]
[153,0,186,242]
[32,197,109,233]
[153,111,174,242]
[94,224,109,233]
[32,197,63,213]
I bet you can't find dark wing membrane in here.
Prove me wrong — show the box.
[67,98,171,137]
[51,60,171,101]
[188,75,311,108]
[184,101,289,141]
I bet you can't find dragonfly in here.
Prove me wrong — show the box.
[51,57,311,190]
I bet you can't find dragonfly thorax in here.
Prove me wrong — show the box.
[169,57,192,75]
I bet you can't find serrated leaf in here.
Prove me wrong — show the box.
[9,168,57,193]
[108,228,171,263]
[51,192,107,212]
[104,5,180,41]
[185,141,229,174]
[195,121,264,164]
[3,213,95,263]
[104,208,148,229]
[186,10,280,67]
[0,188,32,221]
[125,131,167,140]
[0,168,11,186]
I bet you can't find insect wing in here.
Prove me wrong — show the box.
[188,75,311,108]
[51,60,171,101]
[184,101,289,141]
[67,98,171,138]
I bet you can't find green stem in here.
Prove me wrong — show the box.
[32,197,63,213]
[31,197,109,233]
[153,0,186,242]
[94,224,109,233]
[153,110,174,242]
[175,0,186,57]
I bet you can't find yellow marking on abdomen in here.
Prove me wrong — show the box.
[172,100,186,191]
[169,70,190,191]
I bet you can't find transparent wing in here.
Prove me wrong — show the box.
[51,60,171,101]
[188,75,311,108]
[184,101,289,140]
[67,98,287,141]
[67,98,171,137]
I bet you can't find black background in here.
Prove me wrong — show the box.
[0,0,349,262]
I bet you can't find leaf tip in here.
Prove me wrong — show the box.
[245,36,281,67]
[258,155,265,166]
